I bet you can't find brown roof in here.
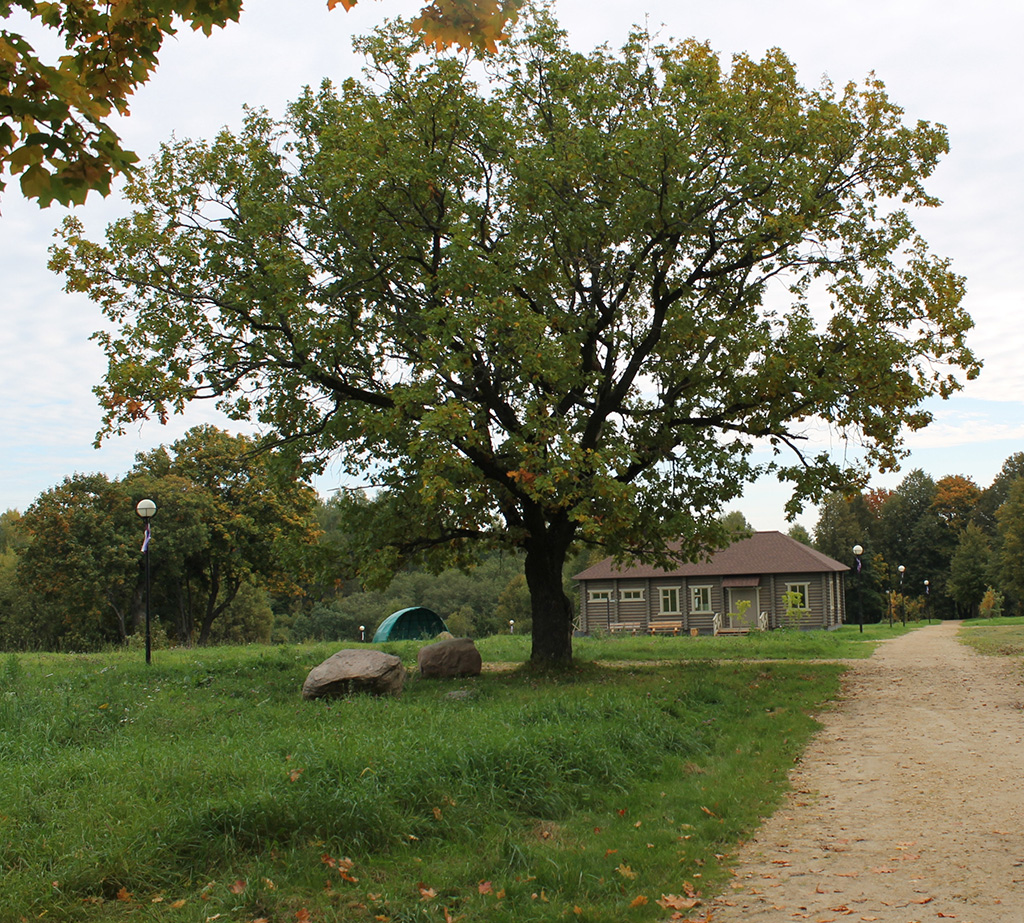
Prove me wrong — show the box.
[574,531,849,581]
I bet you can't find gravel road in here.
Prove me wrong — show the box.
[700,621,1024,923]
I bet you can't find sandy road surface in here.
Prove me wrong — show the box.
[701,621,1024,923]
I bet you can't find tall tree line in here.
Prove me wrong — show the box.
[813,453,1024,622]
[0,426,321,650]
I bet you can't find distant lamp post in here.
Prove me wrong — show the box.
[509,619,515,634]
[135,499,157,664]
[852,544,864,634]
[924,580,930,624]
[898,565,906,626]
[359,625,365,642]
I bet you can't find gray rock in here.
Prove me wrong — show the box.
[417,637,482,679]
[302,649,407,699]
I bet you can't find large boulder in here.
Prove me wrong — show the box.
[417,637,482,679]
[302,649,407,699]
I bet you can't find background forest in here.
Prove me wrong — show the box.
[1,425,1022,651]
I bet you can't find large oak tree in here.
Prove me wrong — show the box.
[52,11,979,663]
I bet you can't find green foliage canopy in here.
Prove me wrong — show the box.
[51,12,979,662]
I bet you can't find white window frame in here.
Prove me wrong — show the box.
[588,589,613,603]
[690,585,713,613]
[786,583,810,610]
[658,586,681,615]
[620,588,646,602]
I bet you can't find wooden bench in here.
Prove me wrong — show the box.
[608,622,641,634]
[648,621,684,635]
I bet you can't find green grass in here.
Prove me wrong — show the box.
[958,617,1024,658]
[0,643,844,923]
[474,621,921,664]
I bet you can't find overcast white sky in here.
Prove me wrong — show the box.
[1,0,1022,533]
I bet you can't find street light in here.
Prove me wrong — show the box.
[898,565,906,626]
[359,625,365,642]
[924,579,930,624]
[135,499,157,665]
[509,619,515,634]
[852,544,864,634]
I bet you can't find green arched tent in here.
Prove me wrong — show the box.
[372,606,448,642]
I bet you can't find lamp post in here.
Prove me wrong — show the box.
[853,544,864,633]
[924,580,930,624]
[135,499,157,664]
[359,625,365,642]
[509,619,515,634]
[898,565,906,626]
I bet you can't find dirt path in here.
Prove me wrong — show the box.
[702,621,1024,923]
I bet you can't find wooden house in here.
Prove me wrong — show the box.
[574,531,849,635]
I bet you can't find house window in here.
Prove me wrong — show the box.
[785,583,809,610]
[659,587,680,615]
[621,589,645,602]
[690,585,713,613]
[588,589,613,603]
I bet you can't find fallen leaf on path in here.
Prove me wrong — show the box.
[910,896,933,904]
[657,894,700,910]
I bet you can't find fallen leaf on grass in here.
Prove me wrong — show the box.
[288,769,304,782]
[116,887,132,902]
[616,864,637,880]
[700,806,716,817]
[630,895,648,907]
[478,881,493,894]
[295,910,311,923]
[229,880,246,895]
[170,899,187,909]
[418,884,437,900]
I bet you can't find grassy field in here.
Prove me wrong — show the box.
[0,628,904,923]
[958,616,1024,658]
